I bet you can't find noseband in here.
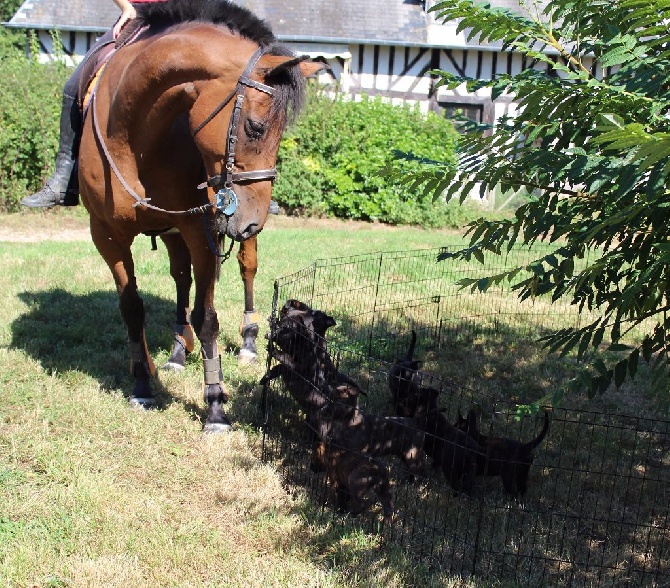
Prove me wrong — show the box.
[193,46,278,217]
[90,45,278,217]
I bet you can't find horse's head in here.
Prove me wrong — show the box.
[192,46,324,241]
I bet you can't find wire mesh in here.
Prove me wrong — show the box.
[261,246,670,585]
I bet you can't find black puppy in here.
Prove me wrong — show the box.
[321,383,426,480]
[387,332,477,493]
[388,330,423,413]
[388,330,444,418]
[261,299,364,434]
[311,441,394,521]
[455,409,550,497]
[417,407,479,495]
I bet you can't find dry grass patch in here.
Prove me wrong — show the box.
[1,218,483,587]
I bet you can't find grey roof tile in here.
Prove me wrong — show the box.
[7,0,551,44]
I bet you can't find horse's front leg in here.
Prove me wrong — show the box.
[90,219,156,407]
[190,246,232,433]
[237,235,260,363]
[161,232,196,371]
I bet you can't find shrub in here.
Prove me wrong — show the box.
[274,90,465,227]
[0,0,22,21]
[0,33,69,211]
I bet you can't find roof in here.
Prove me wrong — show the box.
[6,0,550,48]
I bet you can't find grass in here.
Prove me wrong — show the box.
[0,208,480,588]
[1,208,667,587]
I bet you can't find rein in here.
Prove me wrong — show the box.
[90,46,277,218]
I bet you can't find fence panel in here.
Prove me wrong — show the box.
[261,247,669,585]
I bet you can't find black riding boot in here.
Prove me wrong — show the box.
[22,93,81,208]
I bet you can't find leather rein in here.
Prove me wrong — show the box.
[90,46,278,217]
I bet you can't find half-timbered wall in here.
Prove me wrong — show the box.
[34,29,573,128]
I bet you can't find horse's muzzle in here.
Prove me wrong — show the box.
[216,213,262,242]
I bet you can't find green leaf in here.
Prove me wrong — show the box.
[614,359,628,388]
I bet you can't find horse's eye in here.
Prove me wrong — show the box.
[245,119,266,140]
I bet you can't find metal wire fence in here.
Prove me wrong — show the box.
[260,246,670,586]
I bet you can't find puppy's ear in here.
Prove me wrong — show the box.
[319,311,336,329]
[312,311,337,335]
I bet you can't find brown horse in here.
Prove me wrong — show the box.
[78,0,322,432]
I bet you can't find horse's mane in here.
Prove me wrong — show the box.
[136,0,307,134]
[135,0,276,47]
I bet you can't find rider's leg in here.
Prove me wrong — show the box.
[22,30,114,209]
[21,89,81,208]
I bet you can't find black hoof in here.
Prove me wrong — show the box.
[163,334,188,371]
[238,348,257,364]
[203,407,233,433]
[239,321,258,364]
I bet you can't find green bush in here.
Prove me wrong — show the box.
[0,0,22,21]
[0,33,69,211]
[0,40,467,225]
[273,90,467,227]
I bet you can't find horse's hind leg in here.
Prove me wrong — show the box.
[90,219,155,407]
[161,232,195,371]
[237,236,260,364]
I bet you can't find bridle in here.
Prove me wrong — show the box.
[91,45,278,218]
[193,46,278,216]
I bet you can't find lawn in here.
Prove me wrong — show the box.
[2,208,666,587]
[0,208,480,588]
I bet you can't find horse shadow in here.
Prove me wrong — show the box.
[11,288,213,424]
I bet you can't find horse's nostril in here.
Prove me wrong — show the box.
[242,223,259,238]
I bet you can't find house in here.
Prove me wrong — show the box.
[6,0,553,128]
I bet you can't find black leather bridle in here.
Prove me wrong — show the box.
[193,46,278,216]
[91,45,278,217]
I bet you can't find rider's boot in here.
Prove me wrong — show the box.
[22,93,81,208]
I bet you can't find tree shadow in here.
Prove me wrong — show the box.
[260,306,670,585]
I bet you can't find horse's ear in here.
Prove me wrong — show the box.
[260,55,327,79]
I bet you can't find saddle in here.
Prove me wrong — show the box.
[78,19,150,111]
[77,19,178,243]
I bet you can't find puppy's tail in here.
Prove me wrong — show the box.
[404,330,417,362]
[525,410,551,450]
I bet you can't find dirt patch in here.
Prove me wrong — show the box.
[0,210,91,242]
[0,209,452,243]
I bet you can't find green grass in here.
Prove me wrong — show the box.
[0,209,482,588]
[1,208,666,587]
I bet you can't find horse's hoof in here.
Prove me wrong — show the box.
[237,348,257,364]
[203,421,233,434]
[129,396,156,409]
[162,360,185,372]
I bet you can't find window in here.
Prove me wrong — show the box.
[439,101,484,132]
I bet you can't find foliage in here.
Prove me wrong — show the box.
[0,0,25,53]
[0,33,69,211]
[384,0,670,406]
[0,0,22,21]
[274,90,470,227]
